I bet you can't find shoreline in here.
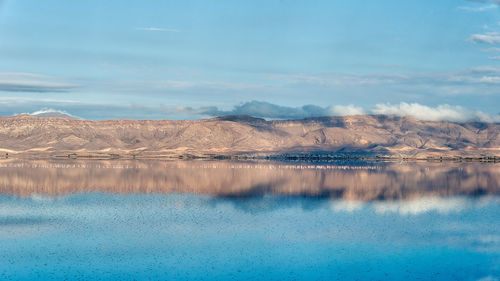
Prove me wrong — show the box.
[2,151,499,162]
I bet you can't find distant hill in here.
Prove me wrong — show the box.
[0,114,498,158]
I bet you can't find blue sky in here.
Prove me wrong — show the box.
[0,0,499,120]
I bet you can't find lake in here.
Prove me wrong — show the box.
[0,159,499,280]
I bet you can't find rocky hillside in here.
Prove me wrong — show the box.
[0,114,499,158]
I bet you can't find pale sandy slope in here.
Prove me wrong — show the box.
[0,114,499,157]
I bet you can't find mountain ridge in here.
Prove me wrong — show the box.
[0,114,499,158]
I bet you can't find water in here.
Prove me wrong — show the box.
[0,159,499,280]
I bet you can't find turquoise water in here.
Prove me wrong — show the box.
[0,160,499,280]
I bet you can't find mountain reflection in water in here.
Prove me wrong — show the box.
[1,159,500,280]
[0,159,498,200]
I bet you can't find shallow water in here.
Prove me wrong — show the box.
[0,159,499,280]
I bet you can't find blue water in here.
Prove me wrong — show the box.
[0,160,499,280]
[0,193,499,280]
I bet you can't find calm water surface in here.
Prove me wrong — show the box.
[0,159,499,280]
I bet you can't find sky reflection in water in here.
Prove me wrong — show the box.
[0,160,499,280]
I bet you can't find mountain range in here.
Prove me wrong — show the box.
[0,114,499,159]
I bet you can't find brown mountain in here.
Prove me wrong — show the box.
[0,114,499,158]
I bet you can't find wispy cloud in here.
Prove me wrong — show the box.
[0,72,77,93]
[458,4,497,11]
[154,80,260,91]
[488,56,500,60]
[466,0,500,3]
[468,32,500,44]
[134,27,180,32]
[480,47,500,52]
[266,66,500,87]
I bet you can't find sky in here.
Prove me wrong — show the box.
[0,0,499,121]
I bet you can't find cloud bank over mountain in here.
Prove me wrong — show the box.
[166,101,500,122]
[186,101,365,120]
[5,101,500,123]
[371,103,500,122]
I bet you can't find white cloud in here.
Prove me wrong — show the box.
[329,104,365,116]
[372,102,500,122]
[458,4,497,11]
[135,27,180,32]
[488,56,500,60]
[27,108,82,119]
[30,108,71,115]
[468,32,500,44]
[165,101,500,122]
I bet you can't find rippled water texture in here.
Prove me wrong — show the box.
[0,159,499,280]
